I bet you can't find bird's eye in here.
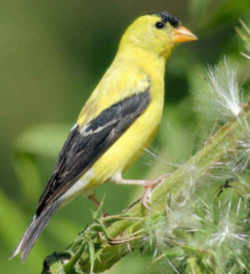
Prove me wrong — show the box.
[155,21,165,29]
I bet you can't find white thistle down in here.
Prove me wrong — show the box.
[237,20,250,60]
[207,58,242,118]
[241,52,250,59]
[208,200,248,247]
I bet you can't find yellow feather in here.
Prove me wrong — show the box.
[11,12,197,261]
[75,14,196,190]
[76,15,173,189]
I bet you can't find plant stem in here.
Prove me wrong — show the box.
[42,101,250,274]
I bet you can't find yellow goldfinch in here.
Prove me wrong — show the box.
[11,11,197,261]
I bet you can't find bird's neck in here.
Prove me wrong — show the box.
[115,43,166,76]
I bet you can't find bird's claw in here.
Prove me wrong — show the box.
[142,187,153,209]
[141,173,169,209]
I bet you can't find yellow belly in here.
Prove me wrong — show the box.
[83,97,164,190]
[77,49,166,192]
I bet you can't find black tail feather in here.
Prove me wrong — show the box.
[10,201,60,262]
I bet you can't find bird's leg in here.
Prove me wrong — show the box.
[87,193,109,217]
[88,193,101,207]
[111,173,169,209]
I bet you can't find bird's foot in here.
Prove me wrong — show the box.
[88,194,109,217]
[141,174,169,209]
[111,172,169,209]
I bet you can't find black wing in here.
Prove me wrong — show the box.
[36,89,150,215]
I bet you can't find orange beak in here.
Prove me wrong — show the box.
[173,26,197,44]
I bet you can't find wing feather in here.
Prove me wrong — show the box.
[36,89,150,215]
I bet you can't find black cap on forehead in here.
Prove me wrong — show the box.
[153,11,180,27]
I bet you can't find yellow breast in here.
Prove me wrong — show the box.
[78,45,166,189]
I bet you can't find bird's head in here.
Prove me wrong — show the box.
[119,11,197,58]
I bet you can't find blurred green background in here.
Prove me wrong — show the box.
[1,0,250,273]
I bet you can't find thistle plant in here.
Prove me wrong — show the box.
[41,44,250,274]
[237,20,250,60]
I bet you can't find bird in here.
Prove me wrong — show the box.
[10,11,197,262]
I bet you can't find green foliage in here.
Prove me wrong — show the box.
[41,100,250,273]
[1,1,250,273]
